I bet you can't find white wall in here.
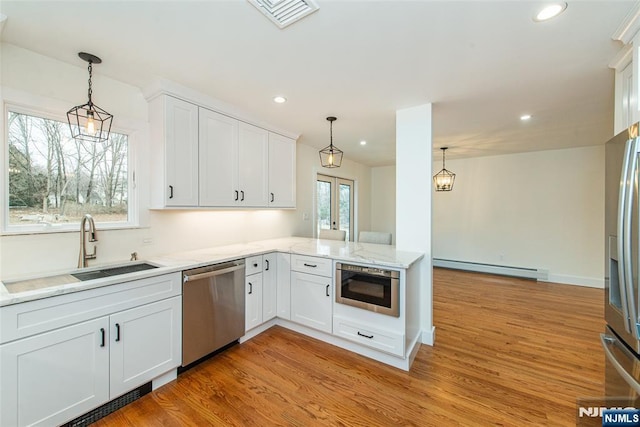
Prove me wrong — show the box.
[432,145,605,287]
[0,43,372,280]
[370,165,396,244]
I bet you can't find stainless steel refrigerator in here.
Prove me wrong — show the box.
[603,124,640,407]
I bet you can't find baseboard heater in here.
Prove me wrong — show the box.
[433,258,549,281]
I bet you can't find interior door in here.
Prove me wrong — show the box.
[317,174,354,241]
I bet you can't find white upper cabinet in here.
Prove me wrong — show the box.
[199,108,239,206]
[268,133,296,208]
[149,95,199,207]
[238,123,269,207]
[148,88,296,209]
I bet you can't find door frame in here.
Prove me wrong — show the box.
[315,173,356,241]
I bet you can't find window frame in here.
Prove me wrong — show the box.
[2,102,139,235]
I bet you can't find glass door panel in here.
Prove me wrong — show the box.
[316,178,332,235]
[317,174,354,241]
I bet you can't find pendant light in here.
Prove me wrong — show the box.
[67,52,113,143]
[433,147,456,191]
[319,116,343,168]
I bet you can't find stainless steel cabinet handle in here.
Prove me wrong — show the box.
[325,284,330,297]
[265,259,270,271]
[169,185,174,199]
[357,331,374,339]
[248,282,253,295]
[303,263,317,268]
[100,328,105,347]
[115,323,121,342]
[184,264,245,282]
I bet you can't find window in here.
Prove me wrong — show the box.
[5,110,133,232]
[317,174,354,241]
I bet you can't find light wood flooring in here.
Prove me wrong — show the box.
[94,268,605,426]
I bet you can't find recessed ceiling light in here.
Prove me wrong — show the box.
[533,2,567,22]
[273,96,287,104]
[520,114,532,121]
[360,140,367,146]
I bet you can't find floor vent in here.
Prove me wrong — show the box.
[247,0,319,29]
[433,258,549,281]
[61,382,152,427]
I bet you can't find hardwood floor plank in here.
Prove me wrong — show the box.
[93,268,604,426]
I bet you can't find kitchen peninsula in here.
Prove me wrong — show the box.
[0,237,424,427]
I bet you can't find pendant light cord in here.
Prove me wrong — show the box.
[87,62,93,106]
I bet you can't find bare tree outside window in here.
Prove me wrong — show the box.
[7,111,129,226]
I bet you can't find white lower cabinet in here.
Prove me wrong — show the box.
[0,273,182,427]
[333,316,404,357]
[109,297,181,398]
[262,253,277,322]
[276,253,291,320]
[290,271,332,333]
[245,273,263,332]
[0,317,110,427]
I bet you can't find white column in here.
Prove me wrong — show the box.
[396,104,434,345]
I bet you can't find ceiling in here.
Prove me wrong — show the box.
[0,1,635,166]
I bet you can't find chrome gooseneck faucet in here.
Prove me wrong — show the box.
[78,214,98,268]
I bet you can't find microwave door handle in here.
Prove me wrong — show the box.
[618,138,633,334]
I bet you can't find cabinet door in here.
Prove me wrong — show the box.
[276,252,291,320]
[291,272,332,333]
[268,133,296,208]
[263,253,278,322]
[199,108,239,206]
[165,96,199,206]
[245,273,264,331]
[238,123,269,207]
[109,297,182,398]
[0,317,110,427]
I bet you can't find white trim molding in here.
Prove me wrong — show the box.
[613,2,640,44]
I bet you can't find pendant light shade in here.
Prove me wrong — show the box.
[433,147,456,191]
[319,116,343,168]
[67,52,113,143]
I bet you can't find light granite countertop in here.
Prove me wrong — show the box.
[0,237,424,307]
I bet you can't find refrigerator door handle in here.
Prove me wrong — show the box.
[625,138,640,335]
[618,138,633,333]
[601,333,640,395]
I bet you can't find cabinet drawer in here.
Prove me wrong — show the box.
[0,273,182,344]
[245,255,263,276]
[333,316,404,357]
[290,254,332,277]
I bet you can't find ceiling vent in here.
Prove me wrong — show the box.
[247,0,319,29]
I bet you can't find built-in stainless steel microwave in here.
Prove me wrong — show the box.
[335,262,400,317]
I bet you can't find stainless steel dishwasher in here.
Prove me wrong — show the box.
[182,259,245,367]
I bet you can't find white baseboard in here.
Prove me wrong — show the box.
[543,274,604,288]
[152,369,177,390]
[434,258,604,289]
[422,326,435,346]
[433,258,548,280]
[240,318,277,343]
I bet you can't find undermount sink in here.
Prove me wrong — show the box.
[3,262,161,294]
[71,263,158,281]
